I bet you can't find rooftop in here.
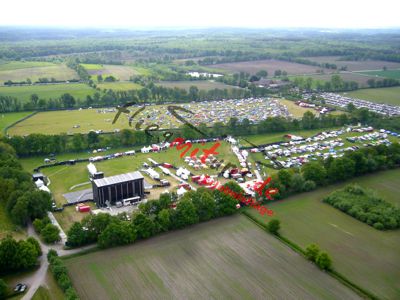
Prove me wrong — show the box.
[93,171,144,188]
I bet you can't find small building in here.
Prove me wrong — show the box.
[92,171,145,207]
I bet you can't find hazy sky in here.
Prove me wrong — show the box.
[2,0,399,28]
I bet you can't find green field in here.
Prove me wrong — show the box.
[0,83,96,102]
[156,80,241,90]
[81,64,141,81]
[0,61,78,84]
[247,169,400,299]
[65,215,360,300]
[96,81,143,91]
[0,111,33,133]
[357,69,400,80]
[342,86,400,105]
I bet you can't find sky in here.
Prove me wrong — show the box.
[2,0,400,29]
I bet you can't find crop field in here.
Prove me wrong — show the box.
[302,56,400,71]
[356,69,400,80]
[0,61,78,84]
[0,83,96,102]
[96,81,143,91]
[65,215,360,300]
[209,59,327,75]
[342,87,400,105]
[247,169,400,300]
[0,111,33,133]
[301,72,379,87]
[156,80,241,90]
[80,64,141,81]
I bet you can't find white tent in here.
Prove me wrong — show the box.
[35,179,44,188]
[87,163,97,176]
[177,187,187,197]
[39,185,51,193]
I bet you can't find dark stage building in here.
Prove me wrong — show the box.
[92,171,145,207]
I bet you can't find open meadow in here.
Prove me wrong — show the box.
[81,64,141,81]
[302,56,400,71]
[65,214,361,300]
[209,59,327,75]
[0,111,33,133]
[356,69,400,80]
[0,83,96,102]
[247,169,400,300]
[0,61,78,84]
[96,81,142,91]
[342,86,400,105]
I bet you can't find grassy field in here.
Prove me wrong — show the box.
[31,271,64,300]
[247,169,400,300]
[96,81,143,91]
[156,80,241,90]
[81,64,140,81]
[279,99,318,118]
[209,59,326,75]
[0,111,33,133]
[302,57,400,72]
[0,83,96,102]
[65,215,360,300]
[356,69,400,80]
[342,87,400,105]
[0,61,78,84]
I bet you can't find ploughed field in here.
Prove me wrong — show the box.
[65,215,361,300]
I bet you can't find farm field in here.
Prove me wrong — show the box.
[156,80,240,90]
[0,111,33,133]
[356,69,400,80]
[81,64,140,81]
[96,81,143,91]
[342,87,400,105]
[301,72,379,87]
[209,59,327,75]
[0,83,96,102]
[0,61,78,84]
[65,215,361,300]
[302,56,400,71]
[247,169,400,300]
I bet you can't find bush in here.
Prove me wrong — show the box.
[41,224,61,244]
[32,216,51,234]
[323,184,400,230]
[305,244,320,262]
[0,279,7,299]
[303,180,316,192]
[267,219,281,235]
[316,252,332,270]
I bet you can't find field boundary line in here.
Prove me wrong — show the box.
[241,211,379,300]
[3,111,38,135]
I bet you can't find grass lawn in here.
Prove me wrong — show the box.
[0,111,33,133]
[0,83,96,102]
[96,81,143,91]
[81,64,140,81]
[65,215,360,300]
[356,69,400,80]
[279,99,319,118]
[342,86,400,106]
[247,169,400,300]
[0,64,78,84]
[0,61,55,71]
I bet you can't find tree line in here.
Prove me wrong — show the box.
[0,142,52,225]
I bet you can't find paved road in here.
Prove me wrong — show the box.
[20,222,96,300]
